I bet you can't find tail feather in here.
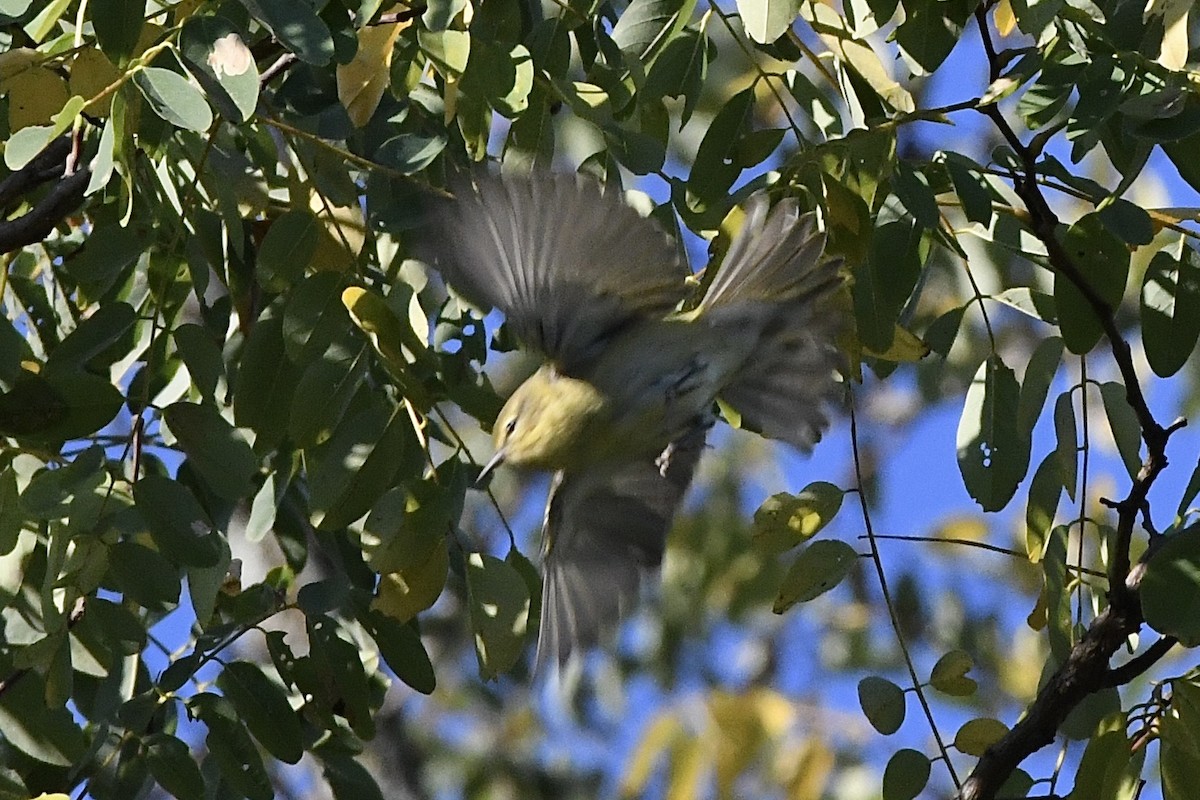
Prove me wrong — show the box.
[702,194,846,450]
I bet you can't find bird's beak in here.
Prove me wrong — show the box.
[477,448,506,485]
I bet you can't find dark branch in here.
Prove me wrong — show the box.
[0,167,90,255]
[0,135,75,212]
[958,6,1183,799]
[1103,636,1178,689]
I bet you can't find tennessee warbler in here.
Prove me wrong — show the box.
[422,171,845,668]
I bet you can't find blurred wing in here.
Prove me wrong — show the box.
[701,194,847,451]
[420,171,690,371]
[535,424,708,670]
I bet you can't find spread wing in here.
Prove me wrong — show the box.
[418,171,690,372]
[535,424,708,670]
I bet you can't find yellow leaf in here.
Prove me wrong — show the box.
[955,717,1009,756]
[622,714,683,797]
[667,735,707,800]
[785,738,835,800]
[371,541,448,623]
[933,515,988,543]
[994,0,1016,36]
[1145,0,1191,71]
[5,66,69,131]
[862,323,930,362]
[69,48,121,117]
[338,19,409,127]
[310,190,367,271]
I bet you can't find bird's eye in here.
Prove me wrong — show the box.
[504,417,517,436]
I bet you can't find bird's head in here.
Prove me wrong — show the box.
[479,366,610,478]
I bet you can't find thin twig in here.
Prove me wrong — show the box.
[850,391,961,789]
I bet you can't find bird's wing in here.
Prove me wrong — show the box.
[535,423,708,669]
[700,193,847,451]
[419,171,690,372]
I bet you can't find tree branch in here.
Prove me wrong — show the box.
[958,6,1185,799]
[0,136,90,256]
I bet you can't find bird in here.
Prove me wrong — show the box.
[419,170,846,669]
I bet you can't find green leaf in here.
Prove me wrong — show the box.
[418,28,470,76]
[612,0,696,56]
[930,649,978,696]
[751,482,844,553]
[1062,686,1121,741]
[688,87,754,203]
[173,323,225,403]
[1054,214,1130,354]
[773,539,858,612]
[957,355,1024,512]
[163,402,258,500]
[1025,453,1063,561]
[1065,717,1143,800]
[256,209,320,290]
[145,733,205,800]
[995,287,1058,324]
[62,222,150,300]
[882,749,931,800]
[239,0,334,65]
[134,475,223,568]
[891,163,940,229]
[954,717,1009,757]
[376,131,449,175]
[46,301,137,373]
[945,155,993,226]
[233,316,300,451]
[0,671,86,766]
[736,0,799,44]
[1178,457,1200,518]
[90,0,144,64]
[1160,710,1200,800]
[308,404,417,530]
[189,693,273,800]
[1017,336,1063,440]
[1141,526,1200,646]
[320,751,387,800]
[1141,245,1200,378]
[307,615,375,738]
[283,272,356,363]
[1099,382,1141,479]
[0,371,122,444]
[1054,391,1078,500]
[217,661,304,764]
[188,536,231,628]
[179,17,259,123]
[466,552,530,679]
[108,541,182,610]
[894,7,958,75]
[134,67,214,132]
[367,612,436,695]
[643,29,710,123]
[854,216,925,353]
[857,676,905,735]
[289,349,368,447]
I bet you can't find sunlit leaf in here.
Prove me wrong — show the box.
[954,717,1008,757]
[1141,245,1200,378]
[465,552,531,679]
[751,482,844,553]
[773,540,858,612]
